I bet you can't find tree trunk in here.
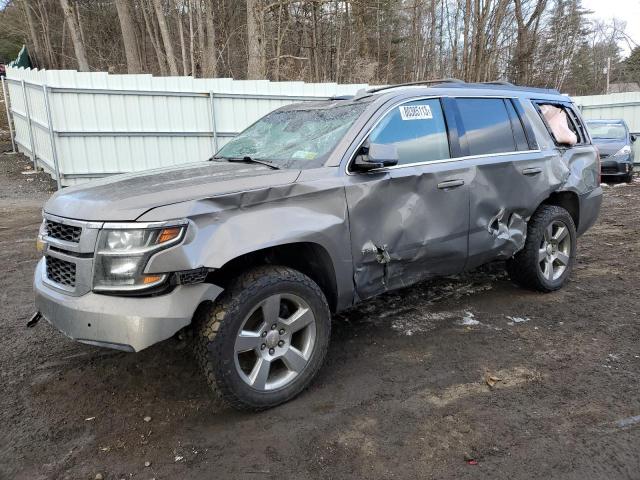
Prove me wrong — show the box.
[203,0,218,77]
[21,0,44,67]
[188,0,195,75]
[142,0,168,75]
[246,0,266,79]
[151,0,179,75]
[196,0,206,76]
[176,0,189,75]
[59,0,90,71]
[115,0,143,73]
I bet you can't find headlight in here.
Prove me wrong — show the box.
[614,145,632,156]
[93,223,186,292]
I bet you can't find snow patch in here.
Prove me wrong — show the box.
[459,311,480,326]
[506,316,530,325]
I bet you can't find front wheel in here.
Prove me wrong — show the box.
[507,205,577,292]
[195,266,331,411]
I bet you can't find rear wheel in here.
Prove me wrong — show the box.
[507,205,577,292]
[195,266,331,411]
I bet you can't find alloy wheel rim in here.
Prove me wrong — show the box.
[233,293,317,391]
[538,220,571,282]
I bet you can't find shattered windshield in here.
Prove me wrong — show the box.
[215,101,369,169]
[587,122,626,140]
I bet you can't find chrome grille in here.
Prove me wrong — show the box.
[45,220,82,243]
[45,256,76,287]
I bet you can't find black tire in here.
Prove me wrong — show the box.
[623,173,633,183]
[194,265,331,411]
[507,205,577,292]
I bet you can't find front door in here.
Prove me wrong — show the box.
[344,97,472,300]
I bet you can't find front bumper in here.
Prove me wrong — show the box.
[601,158,633,177]
[34,259,223,352]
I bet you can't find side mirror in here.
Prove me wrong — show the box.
[353,143,399,171]
[631,134,637,143]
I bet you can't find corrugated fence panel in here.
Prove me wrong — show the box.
[5,67,369,186]
[574,92,640,164]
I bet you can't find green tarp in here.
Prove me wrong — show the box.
[7,45,32,69]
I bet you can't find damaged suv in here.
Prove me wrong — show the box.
[34,80,602,410]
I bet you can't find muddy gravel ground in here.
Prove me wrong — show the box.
[2,137,640,479]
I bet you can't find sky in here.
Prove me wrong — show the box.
[582,0,640,57]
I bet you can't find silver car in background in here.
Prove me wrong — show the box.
[586,119,636,182]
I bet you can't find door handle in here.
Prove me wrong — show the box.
[437,179,465,190]
[522,167,542,176]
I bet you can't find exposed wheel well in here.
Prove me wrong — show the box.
[206,242,339,313]
[542,191,579,229]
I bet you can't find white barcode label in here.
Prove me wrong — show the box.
[399,104,433,120]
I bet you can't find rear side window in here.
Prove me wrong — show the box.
[455,98,517,156]
[534,101,588,146]
[368,98,450,166]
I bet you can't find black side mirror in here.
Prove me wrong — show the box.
[353,142,399,172]
[631,134,637,143]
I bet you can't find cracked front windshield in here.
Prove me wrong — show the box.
[215,101,369,169]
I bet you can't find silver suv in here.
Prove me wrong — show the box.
[34,81,603,410]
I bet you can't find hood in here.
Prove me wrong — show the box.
[45,161,301,221]
[591,138,627,157]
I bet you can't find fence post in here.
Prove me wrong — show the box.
[21,79,38,170]
[209,91,218,154]
[42,84,62,190]
[1,77,16,153]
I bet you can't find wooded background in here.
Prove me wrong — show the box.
[1,0,639,96]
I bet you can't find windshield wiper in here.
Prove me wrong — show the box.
[212,155,280,170]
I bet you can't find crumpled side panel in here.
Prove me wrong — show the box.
[345,164,471,301]
[142,174,356,311]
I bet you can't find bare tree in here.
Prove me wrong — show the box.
[203,0,217,77]
[115,0,143,73]
[151,0,179,75]
[246,0,266,79]
[58,0,89,70]
[512,0,548,84]
[1,0,626,96]
[20,0,44,67]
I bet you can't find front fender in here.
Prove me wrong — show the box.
[141,178,354,309]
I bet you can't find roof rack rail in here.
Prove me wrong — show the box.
[480,81,514,86]
[366,78,465,94]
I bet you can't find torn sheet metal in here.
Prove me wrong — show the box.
[488,211,527,259]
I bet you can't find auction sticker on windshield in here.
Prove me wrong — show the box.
[399,104,433,120]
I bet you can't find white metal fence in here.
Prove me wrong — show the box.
[3,67,369,187]
[573,92,640,164]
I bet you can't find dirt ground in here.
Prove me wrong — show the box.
[1,125,640,479]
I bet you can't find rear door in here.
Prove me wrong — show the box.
[452,97,553,268]
[344,97,472,300]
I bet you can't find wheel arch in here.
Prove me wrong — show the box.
[541,190,579,230]
[206,242,340,313]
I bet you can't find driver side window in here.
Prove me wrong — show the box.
[368,98,450,166]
